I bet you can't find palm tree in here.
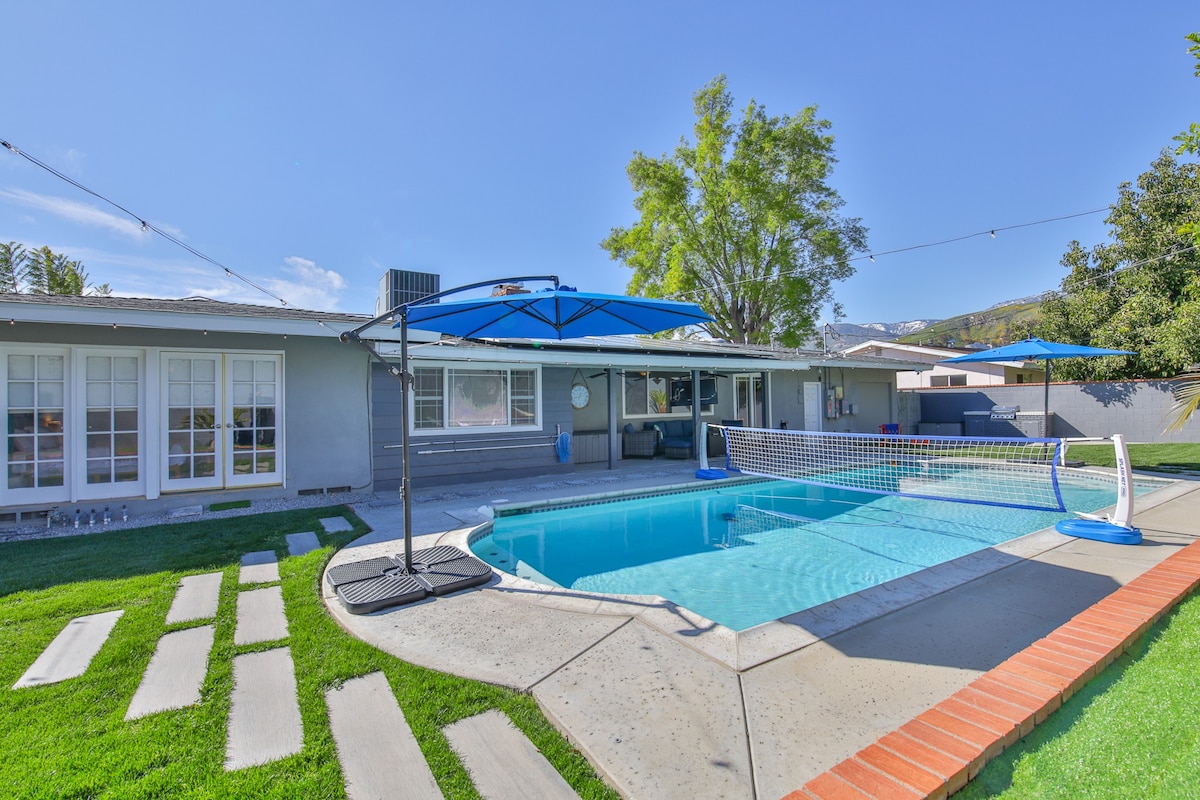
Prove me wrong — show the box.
[1164,366,1200,432]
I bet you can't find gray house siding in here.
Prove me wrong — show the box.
[370,364,574,491]
[2,322,372,507]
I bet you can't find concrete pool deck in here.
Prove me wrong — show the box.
[326,463,1200,799]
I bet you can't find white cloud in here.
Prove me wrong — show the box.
[0,187,151,240]
[261,256,348,312]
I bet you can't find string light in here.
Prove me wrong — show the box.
[0,137,300,313]
[671,207,1112,302]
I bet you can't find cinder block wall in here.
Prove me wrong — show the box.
[911,380,1200,442]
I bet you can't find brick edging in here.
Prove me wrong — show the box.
[783,540,1200,800]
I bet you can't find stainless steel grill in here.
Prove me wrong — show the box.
[990,404,1019,420]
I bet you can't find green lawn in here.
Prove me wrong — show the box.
[1066,442,1200,473]
[0,507,618,799]
[958,591,1200,798]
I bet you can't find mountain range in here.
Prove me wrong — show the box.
[830,294,1048,350]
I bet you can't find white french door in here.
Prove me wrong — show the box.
[162,353,282,491]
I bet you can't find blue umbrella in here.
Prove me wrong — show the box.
[940,337,1134,431]
[404,287,713,339]
[343,275,712,574]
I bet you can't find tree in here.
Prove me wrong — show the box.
[601,76,866,347]
[0,241,26,292]
[1035,150,1200,380]
[7,243,105,296]
[1175,32,1200,247]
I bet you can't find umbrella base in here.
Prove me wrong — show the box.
[1055,518,1142,545]
[329,546,493,614]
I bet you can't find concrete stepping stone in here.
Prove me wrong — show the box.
[234,586,289,645]
[226,647,303,770]
[325,671,441,800]
[320,516,353,533]
[126,625,215,720]
[286,531,320,556]
[165,572,223,624]
[239,550,279,585]
[444,710,580,800]
[13,610,124,688]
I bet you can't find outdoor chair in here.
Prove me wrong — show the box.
[622,425,658,458]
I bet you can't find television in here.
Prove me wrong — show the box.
[669,377,718,407]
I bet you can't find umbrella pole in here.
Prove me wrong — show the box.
[400,311,414,573]
[1043,360,1051,437]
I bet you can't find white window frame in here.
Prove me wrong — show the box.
[408,362,541,435]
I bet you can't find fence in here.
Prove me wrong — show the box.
[909,379,1200,443]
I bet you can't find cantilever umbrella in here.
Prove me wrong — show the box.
[940,337,1135,431]
[342,277,712,581]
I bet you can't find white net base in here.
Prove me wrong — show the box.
[711,426,1066,512]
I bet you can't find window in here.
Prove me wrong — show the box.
[931,374,967,387]
[411,365,539,431]
[624,371,715,417]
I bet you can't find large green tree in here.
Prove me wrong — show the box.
[601,76,866,346]
[1036,150,1200,380]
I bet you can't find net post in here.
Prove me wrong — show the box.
[699,423,710,471]
[1110,433,1135,529]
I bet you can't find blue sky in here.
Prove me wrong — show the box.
[2,1,1197,324]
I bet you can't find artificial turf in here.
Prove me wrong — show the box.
[0,507,618,799]
[958,591,1200,798]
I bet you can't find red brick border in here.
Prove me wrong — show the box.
[782,540,1200,800]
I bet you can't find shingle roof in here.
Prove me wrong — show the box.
[0,292,368,325]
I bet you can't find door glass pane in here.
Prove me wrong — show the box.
[193,360,215,382]
[113,357,138,381]
[114,382,138,406]
[232,360,253,381]
[38,355,64,380]
[8,355,34,380]
[8,383,34,407]
[168,358,191,381]
[168,383,192,406]
[255,360,275,381]
[86,357,112,381]
[38,382,64,407]
[87,382,112,407]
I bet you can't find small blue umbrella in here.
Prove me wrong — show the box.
[940,337,1135,429]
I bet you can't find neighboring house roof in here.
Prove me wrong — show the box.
[842,339,1040,369]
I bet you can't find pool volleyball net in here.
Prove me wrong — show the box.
[704,425,1067,512]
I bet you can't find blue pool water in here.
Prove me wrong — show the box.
[470,473,1162,631]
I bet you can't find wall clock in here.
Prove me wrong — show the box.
[570,369,590,409]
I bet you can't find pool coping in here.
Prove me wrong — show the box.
[783,534,1200,800]
[446,470,1189,673]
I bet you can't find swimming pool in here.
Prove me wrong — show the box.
[470,472,1161,631]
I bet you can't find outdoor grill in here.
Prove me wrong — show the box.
[990,404,1019,420]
